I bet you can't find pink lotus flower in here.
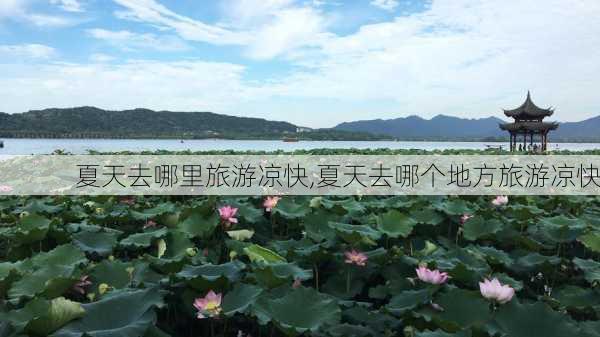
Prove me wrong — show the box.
[460,213,473,224]
[218,205,238,227]
[143,220,157,229]
[194,290,222,319]
[344,249,368,266]
[0,185,13,193]
[72,275,92,295]
[263,196,281,212]
[491,195,509,206]
[479,278,515,304]
[292,278,302,288]
[416,266,449,285]
[120,196,136,205]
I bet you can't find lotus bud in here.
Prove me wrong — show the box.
[19,211,30,219]
[86,293,96,301]
[98,283,110,295]
[95,207,104,214]
[309,197,322,208]
[229,251,238,260]
[186,247,198,257]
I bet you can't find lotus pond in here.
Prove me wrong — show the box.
[1,194,600,337]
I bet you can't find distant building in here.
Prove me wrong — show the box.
[296,127,312,133]
[499,91,558,151]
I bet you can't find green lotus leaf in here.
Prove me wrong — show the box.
[222,283,263,316]
[21,199,64,214]
[72,230,119,256]
[177,261,245,290]
[462,217,503,241]
[145,230,193,272]
[410,208,445,225]
[494,301,578,337]
[430,289,491,331]
[263,287,341,335]
[415,329,472,337]
[244,244,286,264]
[0,262,20,297]
[573,258,600,284]
[8,245,86,301]
[511,252,560,273]
[252,262,312,288]
[226,229,255,241]
[533,215,587,243]
[119,228,168,248]
[578,232,600,253]
[129,261,164,287]
[143,325,171,337]
[52,288,164,337]
[177,208,219,239]
[386,289,431,315]
[492,273,523,291]
[8,265,79,301]
[552,285,600,309]
[436,199,473,216]
[130,203,176,220]
[90,260,132,289]
[302,209,338,242]
[7,213,52,244]
[377,210,416,238]
[6,297,85,336]
[319,197,366,216]
[428,248,490,284]
[273,198,310,219]
[234,200,264,223]
[328,222,381,244]
[326,323,375,337]
[468,245,513,266]
[30,244,87,268]
[580,321,600,337]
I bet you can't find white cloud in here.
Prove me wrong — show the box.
[50,0,83,12]
[0,0,24,18]
[112,0,331,59]
[0,60,253,114]
[243,7,331,60]
[0,44,56,59]
[87,28,189,52]
[370,0,399,11]
[112,0,248,45]
[0,1,80,27]
[26,13,77,27]
[89,53,116,62]
[257,0,600,124]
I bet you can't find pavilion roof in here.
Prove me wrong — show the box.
[503,91,554,119]
[499,121,559,132]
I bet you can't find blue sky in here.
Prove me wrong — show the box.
[1,0,599,127]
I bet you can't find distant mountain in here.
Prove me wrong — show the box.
[554,116,600,141]
[335,115,506,141]
[335,114,600,142]
[0,107,389,140]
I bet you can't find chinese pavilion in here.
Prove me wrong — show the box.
[499,91,558,151]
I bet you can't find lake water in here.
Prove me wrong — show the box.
[0,138,598,154]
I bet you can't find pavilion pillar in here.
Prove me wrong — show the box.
[530,132,533,146]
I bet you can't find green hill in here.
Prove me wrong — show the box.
[0,107,389,140]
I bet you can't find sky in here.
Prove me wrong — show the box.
[0,0,599,128]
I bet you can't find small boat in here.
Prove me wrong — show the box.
[282,137,299,142]
[180,140,185,143]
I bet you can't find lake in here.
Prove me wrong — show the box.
[0,138,599,154]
